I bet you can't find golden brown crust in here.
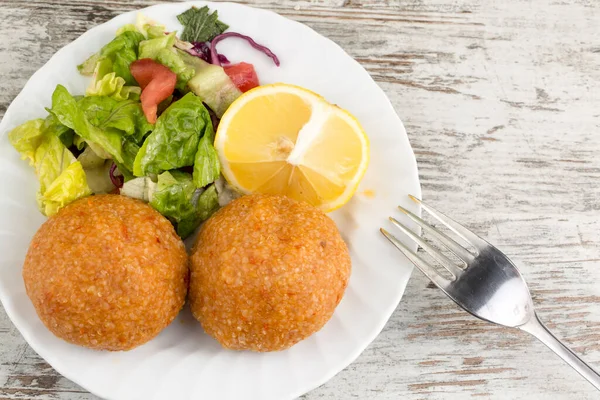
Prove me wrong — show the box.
[190,194,351,351]
[23,195,188,351]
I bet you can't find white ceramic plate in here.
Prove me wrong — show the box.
[0,2,420,399]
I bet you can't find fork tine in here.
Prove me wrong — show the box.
[397,205,474,263]
[389,217,463,278]
[409,195,488,251]
[380,228,451,289]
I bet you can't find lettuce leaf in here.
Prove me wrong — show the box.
[100,30,145,57]
[148,170,220,238]
[114,15,165,39]
[42,161,92,216]
[8,119,45,166]
[78,96,127,128]
[77,96,152,143]
[133,93,212,176]
[150,170,199,238]
[131,108,155,144]
[78,31,144,85]
[177,6,228,43]
[78,53,102,76]
[44,113,74,145]
[8,115,91,215]
[49,85,124,163]
[139,32,176,59]
[86,71,141,101]
[85,58,141,100]
[121,137,141,174]
[169,182,219,238]
[34,133,76,195]
[102,31,145,85]
[147,25,166,39]
[193,124,220,188]
[116,24,137,36]
[59,130,74,148]
[76,95,149,176]
[156,48,195,90]
[57,91,153,179]
[138,31,195,90]
[74,135,86,150]
[197,183,219,221]
[26,126,91,216]
[135,14,166,39]
[86,72,138,100]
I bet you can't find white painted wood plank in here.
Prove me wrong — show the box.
[1,0,599,398]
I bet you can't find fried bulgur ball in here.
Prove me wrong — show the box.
[190,194,351,352]
[23,195,188,351]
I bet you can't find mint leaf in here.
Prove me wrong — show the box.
[177,6,228,43]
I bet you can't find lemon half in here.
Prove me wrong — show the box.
[215,83,370,212]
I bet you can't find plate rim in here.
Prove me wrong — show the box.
[0,2,421,399]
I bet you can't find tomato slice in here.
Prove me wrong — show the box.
[224,62,259,93]
[130,59,156,90]
[130,59,177,123]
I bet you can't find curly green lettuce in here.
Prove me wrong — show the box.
[84,58,141,100]
[41,161,92,216]
[8,119,45,166]
[8,116,91,215]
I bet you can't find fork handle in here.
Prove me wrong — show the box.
[520,313,600,390]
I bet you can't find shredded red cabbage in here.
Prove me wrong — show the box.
[210,32,280,67]
[173,39,229,64]
[109,163,124,189]
[190,42,230,64]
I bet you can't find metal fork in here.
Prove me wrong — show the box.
[381,195,600,390]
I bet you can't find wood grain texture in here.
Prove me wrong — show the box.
[1,0,600,398]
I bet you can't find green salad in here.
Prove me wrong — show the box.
[8,6,279,238]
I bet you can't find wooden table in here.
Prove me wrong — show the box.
[1,0,599,398]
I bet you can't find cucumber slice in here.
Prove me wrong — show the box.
[180,50,242,117]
